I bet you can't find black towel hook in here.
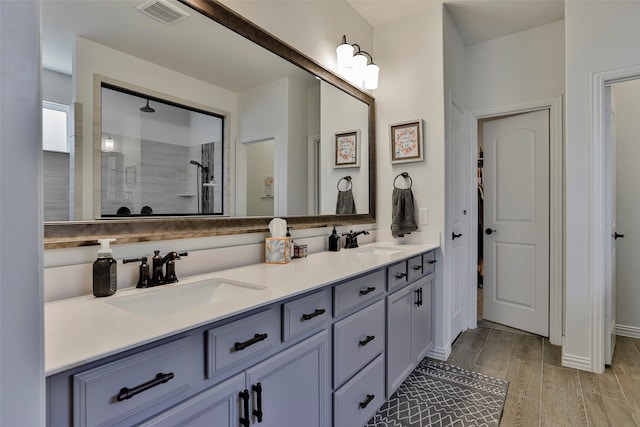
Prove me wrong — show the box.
[393,172,412,189]
[337,176,352,191]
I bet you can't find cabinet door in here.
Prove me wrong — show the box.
[139,373,244,427]
[386,284,414,396]
[413,275,433,363]
[245,331,329,427]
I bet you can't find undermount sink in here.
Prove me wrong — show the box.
[106,278,266,316]
[353,246,405,256]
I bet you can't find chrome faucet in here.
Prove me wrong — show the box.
[342,230,370,249]
[151,250,188,285]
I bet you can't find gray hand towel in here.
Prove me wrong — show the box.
[336,189,356,214]
[391,187,418,238]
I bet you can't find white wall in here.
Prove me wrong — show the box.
[373,4,447,354]
[0,0,45,424]
[565,1,640,371]
[465,20,565,111]
[613,79,640,334]
[42,69,71,105]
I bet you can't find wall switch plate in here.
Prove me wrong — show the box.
[419,208,429,225]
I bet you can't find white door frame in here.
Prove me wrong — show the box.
[466,96,563,346]
[590,65,640,372]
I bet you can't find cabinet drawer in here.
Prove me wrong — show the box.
[387,260,408,291]
[333,354,385,427]
[206,308,279,378]
[423,251,437,275]
[73,337,193,427]
[333,270,385,317]
[333,299,385,387]
[282,289,329,342]
[407,255,425,282]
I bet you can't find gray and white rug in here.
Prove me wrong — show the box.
[365,359,509,427]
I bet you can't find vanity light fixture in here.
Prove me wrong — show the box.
[102,133,115,152]
[336,35,379,90]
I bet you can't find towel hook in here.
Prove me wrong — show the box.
[337,176,352,191]
[393,172,412,189]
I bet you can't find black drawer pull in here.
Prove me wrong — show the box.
[301,308,326,321]
[252,382,263,422]
[239,389,250,427]
[412,265,423,271]
[359,286,376,296]
[415,287,423,306]
[359,335,375,347]
[427,259,437,265]
[395,272,407,279]
[359,394,375,409]
[116,372,174,402]
[234,333,268,351]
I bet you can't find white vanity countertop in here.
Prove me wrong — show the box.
[45,242,438,376]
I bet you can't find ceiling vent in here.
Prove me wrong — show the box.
[136,0,190,25]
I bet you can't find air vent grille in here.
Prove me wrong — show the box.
[136,0,190,25]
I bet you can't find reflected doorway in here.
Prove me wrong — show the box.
[246,139,275,216]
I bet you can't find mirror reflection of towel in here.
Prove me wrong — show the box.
[336,189,356,214]
[391,187,418,238]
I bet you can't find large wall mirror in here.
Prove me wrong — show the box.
[42,0,375,248]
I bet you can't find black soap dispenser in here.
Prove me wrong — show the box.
[93,238,117,297]
[328,227,341,252]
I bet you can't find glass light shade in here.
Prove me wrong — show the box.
[364,63,379,90]
[103,137,115,152]
[352,53,368,86]
[336,43,354,73]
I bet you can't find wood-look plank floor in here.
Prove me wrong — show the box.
[447,323,640,426]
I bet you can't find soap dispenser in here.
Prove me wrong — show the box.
[328,227,341,252]
[93,238,117,297]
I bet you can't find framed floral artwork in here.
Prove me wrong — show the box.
[334,130,360,168]
[390,119,424,164]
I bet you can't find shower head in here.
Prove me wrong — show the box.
[190,160,209,173]
[140,99,155,113]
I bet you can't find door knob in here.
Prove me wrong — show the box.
[452,232,463,240]
[614,232,625,240]
[485,228,497,235]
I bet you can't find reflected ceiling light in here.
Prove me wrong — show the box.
[140,99,155,113]
[102,133,115,152]
[335,35,379,90]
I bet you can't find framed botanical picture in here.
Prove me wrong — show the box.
[390,119,424,164]
[261,175,274,198]
[334,130,360,168]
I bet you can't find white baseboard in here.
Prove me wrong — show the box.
[562,351,592,371]
[427,344,451,361]
[615,324,640,339]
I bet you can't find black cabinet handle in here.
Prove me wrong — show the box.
[234,333,268,351]
[614,232,625,240]
[239,390,250,427]
[418,287,423,306]
[359,286,376,296]
[301,308,326,321]
[359,335,375,347]
[359,394,375,409]
[116,372,174,402]
[395,272,407,279]
[252,382,263,422]
[452,232,463,240]
[412,265,423,271]
[427,259,437,265]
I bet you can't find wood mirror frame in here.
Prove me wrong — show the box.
[43,0,376,249]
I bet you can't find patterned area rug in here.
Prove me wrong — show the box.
[365,359,509,427]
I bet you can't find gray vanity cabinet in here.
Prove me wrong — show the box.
[386,273,434,398]
[142,331,329,427]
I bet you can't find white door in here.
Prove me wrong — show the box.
[447,96,467,339]
[604,87,617,365]
[483,110,549,336]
